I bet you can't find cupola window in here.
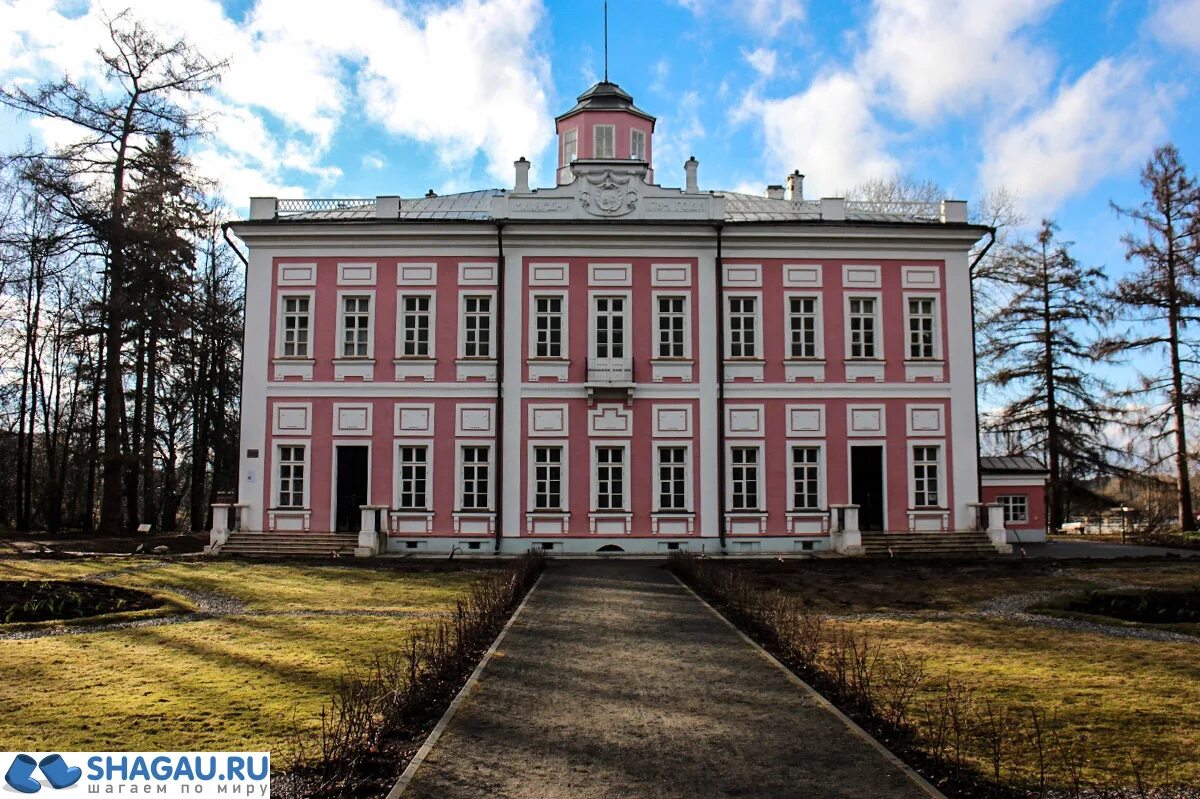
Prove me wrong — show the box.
[594,125,615,159]
[563,128,578,166]
[631,129,646,161]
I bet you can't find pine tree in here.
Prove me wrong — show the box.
[981,220,1115,530]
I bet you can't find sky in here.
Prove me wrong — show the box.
[1,0,1198,300]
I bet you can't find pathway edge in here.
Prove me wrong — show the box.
[670,572,948,799]
[385,570,545,799]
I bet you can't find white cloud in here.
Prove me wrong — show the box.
[362,152,386,170]
[1147,0,1200,52]
[738,73,899,196]
[744,48,777,78]
[674,0,804,37]
[859,0,1058,122]
[981,59,1173,216]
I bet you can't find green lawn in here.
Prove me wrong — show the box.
[0,557,489,762]
[729,558,1200,786]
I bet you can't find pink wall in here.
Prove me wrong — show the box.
[556,110,654,166]
[982,484,1047,532]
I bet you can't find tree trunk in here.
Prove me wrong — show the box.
[142,329,159,528]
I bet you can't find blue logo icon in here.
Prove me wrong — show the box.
[4,754,82,793]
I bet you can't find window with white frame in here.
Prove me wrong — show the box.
[397,446,428,510]
[730,446,760,510]
[631,129,646,161]
[848,297,877,358]
[563,128,578,165]
[462,295,492,358]
[657,446,687,511]
[400,295,432,357]
[999,494,1028,523]
[533,295,564,358]
[594,125,615,159]
[594,296,625,359]
[341,296,371,357]
[788,296,819,359]
[913,445,941,507]
[791,446,821,510]
[281,296,310,357]
[657,296,686,358]
[728,296,758,358]
[908,298,937,359]
[277,445,305,508]
[532,446,563,510]
[460,446,490,510]
[595,446,626,510]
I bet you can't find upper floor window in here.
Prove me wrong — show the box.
[462,296,492,358]
[400,295,432,357]
[791,446,821,510]
[281,296,310,357]
[730,446,760,510]
[728,296,758,358]
[594,125,615,159]
[848,297,877,359]
[657,446,687,511]
[657,296,686,358]
[908,298,937,359]
[594,296,626,359]
[913,446,940,507]
[533,295,564,358]
[341,296,371,358]
[563,128,578,165]
[533,445,563,510]
[788,296,819,359]
[999,494,1028,523]
[631,129,647,161]
[397,446,428,510]
[595,446,626,510]
[277,445,305,508]
[460,446,491,511]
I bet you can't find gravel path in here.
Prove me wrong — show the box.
[401,560,934,799]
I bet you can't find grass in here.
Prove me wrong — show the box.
[0,557,491,762]
[729,557,1200,786]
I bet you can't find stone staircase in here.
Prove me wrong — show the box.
[217,531,359,558]
[860,530,1002,557]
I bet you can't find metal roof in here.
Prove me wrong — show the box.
[980,455,1049,474]
[555,81,656,125]
[271,189,951,225]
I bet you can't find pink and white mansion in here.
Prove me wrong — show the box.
[215,81,1044,556]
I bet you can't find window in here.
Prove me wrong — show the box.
[729,297,758,358]
[281,296,310,357]
[657,296,686,358]
[397,446,428,510]
[462,296,492,358]
[563,128,578,165]
[594,125,615,159]
[631,129,646,161]
[913,446,940,507]
[730,447,759,510]
[277,445,305,508]
[788,296,819,359]
[908,298,937,359]
[460,446,490,510]
[999,494,1028,523]
[533,446,563,510]
[791,446,821,510]
[341,296,371,358]
[400,295,432,357]
[594,296,625,359]
[657,447,687,510]
[848,297,877,359]
[533,296,564,358]
[595,446,625,510]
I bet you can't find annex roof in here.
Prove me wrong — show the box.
[979,456,1049,474]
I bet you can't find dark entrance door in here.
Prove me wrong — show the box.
[335,446,369,533]
[851,446,885,531]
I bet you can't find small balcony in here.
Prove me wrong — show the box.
[586,356,634,400]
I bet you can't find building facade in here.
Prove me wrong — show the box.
[218,81,1008,555]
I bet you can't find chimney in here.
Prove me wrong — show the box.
[684,156,699,193]
[766,184,785,200]
[514,157,531,193]
[787,171,805,201]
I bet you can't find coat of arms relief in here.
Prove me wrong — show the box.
[578,170,639,217]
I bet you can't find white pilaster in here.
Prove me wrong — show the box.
[237,245,273,531]
[697,246,720,543]
[501,248,524,540]
[945,250,980,529]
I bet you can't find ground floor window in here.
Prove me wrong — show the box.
[460,446,490,510]
[595,446,626,511]
[791,446,820,510]
[533,446,563,510]
[998,494,1028,523]
[912,445,940,507]
[277,445,305,507]
[657,446,687,510]
[397,446,428,510]
[730,446,760,510]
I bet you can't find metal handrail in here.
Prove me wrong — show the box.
[844,200,942,220]
[586,356,633,383]
[277,198,376,215]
